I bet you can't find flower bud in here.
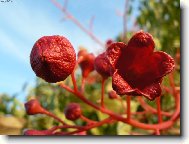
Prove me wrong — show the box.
[64,103,82,121]
[78,49,95,78]
[106,39,114,48]
[30,35,76,83]
[94,52,112,79]
[108,90,118,99]
[24,99,47,115]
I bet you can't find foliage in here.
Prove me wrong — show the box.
[137,0,180,55]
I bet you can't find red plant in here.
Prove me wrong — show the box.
[26,31,180,135]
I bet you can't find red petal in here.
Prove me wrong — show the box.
[106,42,126,69]
[151,51,175,78]
[112,71,135,95]
[115,50,174,89]
[139,83,162,101]
[127,31,155,54]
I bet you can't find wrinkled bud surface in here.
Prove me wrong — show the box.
[78,49,95,78]
[106,31,175,100]
[30,35,76,83]
[94,52,112,79]
[108,90,118,99]
[24,129,52,135]
[25,99,47,115]
[64,103,82,121]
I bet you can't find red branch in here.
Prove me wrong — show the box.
[50,0,104,47]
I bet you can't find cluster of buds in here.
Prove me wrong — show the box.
[25,31,179,135]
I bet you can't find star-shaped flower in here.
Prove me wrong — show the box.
[106,31,175,100]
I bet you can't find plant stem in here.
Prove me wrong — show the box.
[126,95,131,120]
[156,96,162,135]
[81,77,85,93]
[156,96,163,123]
[101,78,105,108]
[44,111,67,125]
[63,117,113,135]
[137,97,172,117]
[80,115,97,124]
[59,84,179,131]
[71,72,78,92]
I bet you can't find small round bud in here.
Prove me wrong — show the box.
[30,35,76,83]
[24,99,47,115]
[64,103,82,121]
[108,90,118,99]
[106,39,114,48]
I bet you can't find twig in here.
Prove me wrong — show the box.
[50,0,104,47]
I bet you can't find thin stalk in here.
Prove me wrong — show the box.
[101,78,106,108]
[126,96,131,120]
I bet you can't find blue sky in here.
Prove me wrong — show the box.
[0,0,139,101]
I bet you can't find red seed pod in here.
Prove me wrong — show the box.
[30,35,76,83]
[78,49,95,78]
[108,90,118,99]
[64,103,82,121]
[24,99,47,115]
[94,52,112,79]
[24,129,52,135]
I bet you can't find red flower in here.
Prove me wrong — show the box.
[78,49,95,78]
[106,31,175,100]
[30,35,76,83]
[94,52,111,79]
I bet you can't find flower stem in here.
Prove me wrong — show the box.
[126,96,131,121]
[156,96,162,135]
[71,72,78,92]
[101,78,106,108]
[137,97,172,117]
[80,115,97,124]
[59,84,179,131]
[63,117,113,135]
[81,77,85,93]
[156,96,163,123]
[44,111,67,125]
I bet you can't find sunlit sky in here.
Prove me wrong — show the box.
[0,0,139,101]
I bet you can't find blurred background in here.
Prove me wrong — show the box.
[0,0,180,135]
